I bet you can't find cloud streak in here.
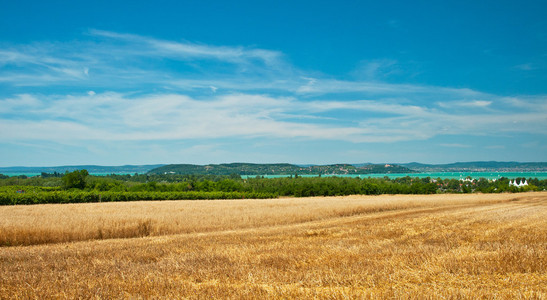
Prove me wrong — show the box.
[0,30,489,100]
[88,29,284,65]
[1,30,546,162]
[1,90,545,145]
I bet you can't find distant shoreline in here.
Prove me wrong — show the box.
[2,161,546,176]
[241,171,547,180]
[3,171,547,180]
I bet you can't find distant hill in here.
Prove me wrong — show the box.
[2,161,545,177]
[400,161,547,172]
[148,163,416,175]
[0,165,164,174]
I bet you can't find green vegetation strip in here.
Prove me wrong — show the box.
[0,191,274,205]
[0,170,545,205]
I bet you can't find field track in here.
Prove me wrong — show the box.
[1,192,546,298]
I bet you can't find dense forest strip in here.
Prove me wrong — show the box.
[0,191,274,205]
[0,170,545,205]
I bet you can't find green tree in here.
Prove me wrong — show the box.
[62,170,89,190]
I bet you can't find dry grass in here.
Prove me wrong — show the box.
[0,193,520,246]
[0,192,546,298]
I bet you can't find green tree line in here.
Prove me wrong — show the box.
[0,170,545,205]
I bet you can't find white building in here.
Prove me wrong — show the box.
[509,179,528,187]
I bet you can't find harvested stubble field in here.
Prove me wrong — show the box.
[0,192,546,299]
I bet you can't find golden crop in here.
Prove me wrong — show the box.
[1,192,546,298]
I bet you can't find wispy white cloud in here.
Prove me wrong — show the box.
[485,145,505,149]
[0,30,291,90]
[1,90,546,145]
[88,29,284,66]
[0,30,505,105]
[437,100,492,108]
[293,78,489,102]
[514,63,535,71]
[352,59,400,80]
[1,30,546,151]
[440,143,472,148]
[0,94,42,112]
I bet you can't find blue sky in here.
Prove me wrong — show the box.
[1,0,546,166]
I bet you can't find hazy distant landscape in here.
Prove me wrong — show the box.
[2,161,546,176]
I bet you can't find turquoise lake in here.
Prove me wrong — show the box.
[2,172,137,177]
[243,172,547,180]
[3,172,547,180]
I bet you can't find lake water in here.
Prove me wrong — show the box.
[3,172,547,180]
[1,172,136,177]
[242,172,547,180]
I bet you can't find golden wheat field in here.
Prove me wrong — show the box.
[1,192,546,299]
